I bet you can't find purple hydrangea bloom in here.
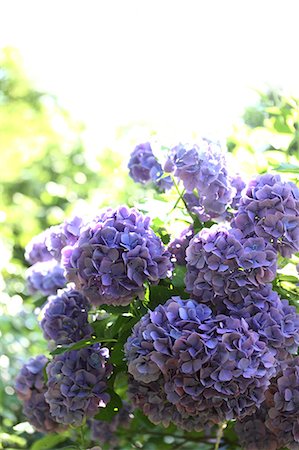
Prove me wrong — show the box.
[46,216,85,261]
[26,260,66,296]
[25,230,53,264]
[185,225,277,300]
[90,402,132,448]
[62,206,172,306]
[232,173,299,257]
[165,140,234,219]
[40,289,93,345]
[265,357,299,449]
[128,375,211,431]
[235,404,283,450]
[125,297,275,425]
[128,142,172,191]
[15,355,61,433]
[168,226,194,265]
[45,344,112,426]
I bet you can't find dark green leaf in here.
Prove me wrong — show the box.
[30,434,67,450]
[51,337,117,356]
[94,390,123,422]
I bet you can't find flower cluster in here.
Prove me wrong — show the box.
[90,402,132,448]
[15,355,61,433]
[164,140,234,219]
[45,344,112,426]
[62,206,172,306]
[235,357,299,450]
[26,260,66,296]
[40,288,93,345]
[25,230,53,264]
[125,297,275,428]
[168,226,194,265]
[46,216,85,261]
[185,225,277,300]
[128,142,172,191]
[232,173,299,257]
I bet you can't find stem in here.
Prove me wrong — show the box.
[214,423,226,450]
[79,426,86,450]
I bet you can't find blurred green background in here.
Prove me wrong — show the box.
[0,48,299,449]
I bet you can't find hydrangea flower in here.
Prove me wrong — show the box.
[265,357,299,449]
[15,355,61,433]
[165,140,234,218]
[125,297,275,426]
[62,206,172,306]
[45,344,112,426]
[25,230,53,264]
[168,226,194,265]
[235,405,283,450]
[232,173,299,257]
[128,142,172,191]
[26,260,66,296]
[90,402,132,448]
[230,174,246,210]
[40,289,93,345]
[128,375,210,431]
[185,225,277,300]
[46,216,85,261]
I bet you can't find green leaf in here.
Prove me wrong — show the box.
[273,162,299,173]
[30,434,67,450]
[94,390,123,422]
[171,266,186,288]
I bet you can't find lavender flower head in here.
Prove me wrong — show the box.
[125,297,275,425]
[265,357,299,449]
[40,288,93,345]
[230,174,246,210]
[165,139,234,219]
[168,226,194,265]
[15,355,61,433]
[185,225,277,300]
[26,260,66,296]
[128,142,172,191]
[232,173,299,257]
[62,206,172,306]
[45,344,112,426]
[25,230,52,264]
[46,216,85,261]
[91,402,133,448]
[235,404,283,450]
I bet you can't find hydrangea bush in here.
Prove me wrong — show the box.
[16,137,299,450]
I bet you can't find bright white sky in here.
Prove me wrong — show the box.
[1,0,299,152]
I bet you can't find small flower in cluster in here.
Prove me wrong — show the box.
[232,173,299,257]
[125,297,275,427]
[40,288,93,346]
[62,206,172,306]
[165,140,234,218]
[90,402,133,448]
[168,226,194,265]
[45,344,112,426]
[230,174,246,210]
[26,260,66,296]
[25,230,53,264]
[15,355,61,433]
[235,404,283,450]
[265,357,299,449]
[46,216,85,261]
[185,225,277,300]
[128,142,173,192]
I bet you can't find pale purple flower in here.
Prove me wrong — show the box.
[128,142,172,191]
[15,355,61,433]
[45,344,112,426]
[40,288,93,345]
[232,173,299,257]
[26,260,66,296]
[125,297,275,425]
[62,206,172,306]
[168,226,194,265]
[46,216,85,261]
[25,230,52,264]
